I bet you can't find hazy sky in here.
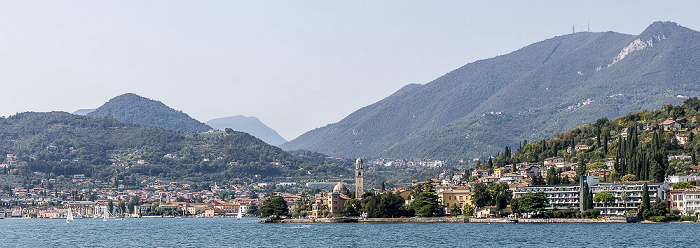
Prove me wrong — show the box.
[1,1,699,140]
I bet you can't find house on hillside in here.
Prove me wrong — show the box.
[544,157,564,166]
[575,145,591,152]
[676,133,691,145]
[659,119,681,132]
[471,170,489,178]
[479,176,500,185]
[519,166,540,178]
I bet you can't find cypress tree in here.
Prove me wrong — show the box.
[570,136,576,154]
[603,130,609,155]
[693,152,697,166]
[595,125,601,148]
[586,186,594,211]
[641,183,650,215]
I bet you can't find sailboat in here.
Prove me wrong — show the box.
[236,212,243,220]
[103,208,109,221]
[66,208,73,223]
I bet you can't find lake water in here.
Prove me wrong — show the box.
[0,218,697,247]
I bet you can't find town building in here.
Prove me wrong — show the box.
[682,190,700,215]
[438,188,473,214]
[514,176,669,216]
[327,182,350,215]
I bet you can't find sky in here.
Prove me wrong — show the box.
[1,1,699,141]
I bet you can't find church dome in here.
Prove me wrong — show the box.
[332,182,349,195]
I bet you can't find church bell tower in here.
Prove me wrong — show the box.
[355,157,364,197]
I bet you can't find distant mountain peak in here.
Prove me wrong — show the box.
[206,115,287,146]
[87,93,211,132]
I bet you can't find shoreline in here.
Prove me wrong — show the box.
[260,217,629,224]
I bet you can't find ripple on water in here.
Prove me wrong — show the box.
[0,218,698,247]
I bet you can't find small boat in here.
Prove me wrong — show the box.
[66,208,73,223]
[236,212,244,220]
[103,208,109,221]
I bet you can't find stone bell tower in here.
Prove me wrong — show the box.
[355,157,364,198]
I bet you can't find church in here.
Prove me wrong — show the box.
[312,158,364,217]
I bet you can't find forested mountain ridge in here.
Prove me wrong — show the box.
[87,93,212,133]
[282,21,700,162]
[206,115,287,146]
[0,112,350,182]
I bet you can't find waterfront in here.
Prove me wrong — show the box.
[0,218,697,247]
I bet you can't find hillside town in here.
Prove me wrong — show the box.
[2,153,700,221]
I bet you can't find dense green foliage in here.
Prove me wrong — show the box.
[409,179,443,217]
[259,195,289,217]
[87,93,211,132]
[511,192,547,214]
[478,96,700,185]
[284,22,700,162]
[593,192,615,215]
[0,112,350,184]
[471,183,491,208]
[362,192,406,218]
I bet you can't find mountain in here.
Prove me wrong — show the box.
[72,109,95,115]
[87,93,211,133]
[0,111,349,181]
[282,21,700,161]
[206,116,287,146]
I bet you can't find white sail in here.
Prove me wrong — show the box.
[66,208,73,223]
[103,208,109,221]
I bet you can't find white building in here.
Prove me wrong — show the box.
[514,176,669,216]
[668,175,700,184]
[683,191,700,215]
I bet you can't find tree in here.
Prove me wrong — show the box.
[645,197,669,219]
[247,203,259,216]
[344,198,361,216]
[128,198,136,214]
[582,184,594,210]
[621,174,637,182]
[620,191,629,216]
[546,167,559,185]
[451,203,462,216]
[511,192,546,214]
[410,179,442,217]
[593,192,614,216]
[294,195,310,217]
[117,199,126,215]
[672,181,693,189]
[641,183,650,218]
[463,204,474,217]
[259,194,289,217]
[472,183,491,208]
[488,183,512,214]
[107,200,114,215]
[363,192,405,218]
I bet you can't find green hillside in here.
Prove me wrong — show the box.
[483,97,700,182]
[0,112,350,183]
[87,93,212,133]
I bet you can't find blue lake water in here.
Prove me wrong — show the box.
[0,218,697,247]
